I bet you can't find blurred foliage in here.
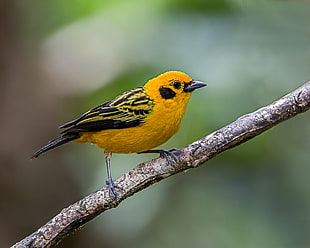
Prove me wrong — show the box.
[1,0,309,247]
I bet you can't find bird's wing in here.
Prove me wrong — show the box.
[60,87,154,134]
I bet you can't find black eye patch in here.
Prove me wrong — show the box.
[159,87,176,99]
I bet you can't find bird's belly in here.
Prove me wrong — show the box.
[75,118,180,154]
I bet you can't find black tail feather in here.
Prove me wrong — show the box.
[31,134,78,159]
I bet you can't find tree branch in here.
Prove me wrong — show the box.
[12,81,310,248]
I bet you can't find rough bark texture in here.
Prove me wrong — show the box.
[12,81,310,248]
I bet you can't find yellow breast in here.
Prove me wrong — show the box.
[74,71,201,153]
[75,96,189,153]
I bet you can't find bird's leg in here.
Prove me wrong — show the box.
[138,149,179,164]
[104,152,124,202]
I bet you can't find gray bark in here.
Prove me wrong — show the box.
[12,81,310,248]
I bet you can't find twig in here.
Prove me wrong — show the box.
[12,81,310,248]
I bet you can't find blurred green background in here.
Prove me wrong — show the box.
[1,0,310,247]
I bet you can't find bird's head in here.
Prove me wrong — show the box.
[144,71,206,106]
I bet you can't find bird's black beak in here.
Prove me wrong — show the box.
[184,80,207,92]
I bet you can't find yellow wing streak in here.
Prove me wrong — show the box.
[63,87,155,131]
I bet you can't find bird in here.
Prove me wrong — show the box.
[32,71,206,201]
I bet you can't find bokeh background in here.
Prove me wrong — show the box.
[1,0,310,247]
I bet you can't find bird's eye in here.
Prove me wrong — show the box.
[173,81,181,89]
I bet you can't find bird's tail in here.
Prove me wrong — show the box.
[31,134,79,159]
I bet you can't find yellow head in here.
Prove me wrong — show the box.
[144,71,206,106]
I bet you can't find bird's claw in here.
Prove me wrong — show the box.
[158,149,179,164]
[106,178,124,202]
[138,148,179,164]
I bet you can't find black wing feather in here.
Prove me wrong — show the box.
[60,87,154,135]
[64,119,141,134]
[32,87,154,158]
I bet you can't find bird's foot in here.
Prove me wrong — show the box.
[105,178,124,202]
[157,149,179,163]
[139,148,179,164]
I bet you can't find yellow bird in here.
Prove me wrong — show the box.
[32,71,206,200]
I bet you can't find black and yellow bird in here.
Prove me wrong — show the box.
[32,71,206,200]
